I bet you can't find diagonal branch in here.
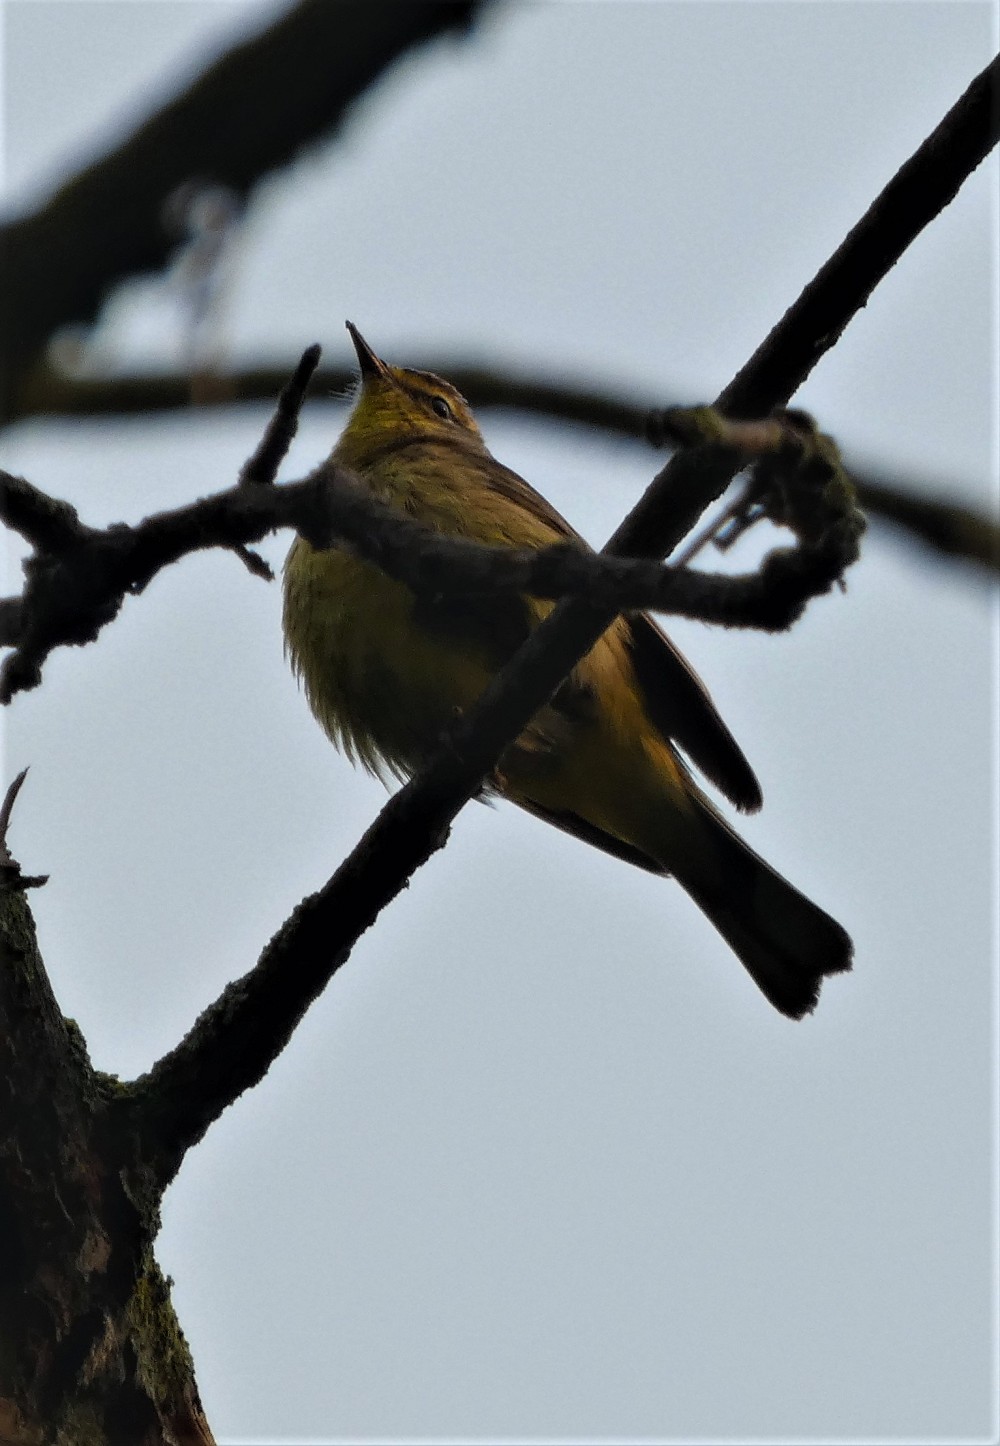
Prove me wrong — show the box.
[120,57,999,1184]
[718,55,1000,419]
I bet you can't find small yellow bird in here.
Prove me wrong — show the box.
[283,324,852,1018]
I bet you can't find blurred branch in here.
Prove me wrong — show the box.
[844,471,999,571]
[0,0,485,420]
[3,5,992,569]
[17,357,1000,575]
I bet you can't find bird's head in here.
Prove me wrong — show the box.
[336,322,484,468]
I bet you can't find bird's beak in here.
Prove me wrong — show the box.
[345,321,386,379]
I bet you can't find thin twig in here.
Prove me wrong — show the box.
[0,768,48,888]
[0,769,29,859]
[227,343,323,578]
[669,494,749,567]
[239,343,322,487]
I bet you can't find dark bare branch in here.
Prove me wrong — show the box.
[0,470,89,552]
[719,55,1000,419]
[239,343,322,488]
[1,407,864,704]
[15,351,998,576]
[227,342,323,577]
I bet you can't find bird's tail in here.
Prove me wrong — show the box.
[672,794,853,1019]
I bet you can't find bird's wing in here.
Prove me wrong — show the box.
[482,456,763,813]
[474,454,588,541]
[397,439,762,811]
[625,614,762,812]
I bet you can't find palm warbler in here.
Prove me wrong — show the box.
[282,323,852,1017]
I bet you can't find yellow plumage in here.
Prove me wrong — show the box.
[283,323,852,1017]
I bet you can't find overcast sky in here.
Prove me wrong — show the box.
[2,3,998,1443]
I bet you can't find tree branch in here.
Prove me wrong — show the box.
[844,469,1000,572]
[720,55,1000,418]
[0,0,485,420]
[14,350,998,577]
[1,406,864,704]
[111,56,1000,1180]
[0,772,213,1437]
[239,342,322,488]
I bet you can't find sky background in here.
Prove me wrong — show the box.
[1,2,998,1442]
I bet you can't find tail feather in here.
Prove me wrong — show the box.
[675,799,852,1019]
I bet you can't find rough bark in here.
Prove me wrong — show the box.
[0,879,213,1445]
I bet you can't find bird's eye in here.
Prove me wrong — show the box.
[430,396,452,420]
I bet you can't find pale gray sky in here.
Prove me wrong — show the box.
[2,3,997,1442]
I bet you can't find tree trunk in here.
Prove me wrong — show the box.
[0,882,213,1445]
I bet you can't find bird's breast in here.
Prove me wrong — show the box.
[282,535,498,778]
